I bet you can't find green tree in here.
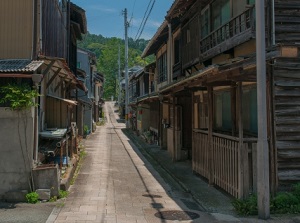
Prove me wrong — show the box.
[78,33,155,100]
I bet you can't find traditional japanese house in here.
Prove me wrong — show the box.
[76,48,98,136]
[128,63,160,143]
[94,72,104,124]
[0,0,86,199]
[142,0,300,199]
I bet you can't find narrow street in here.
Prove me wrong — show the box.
[46,101,215,223]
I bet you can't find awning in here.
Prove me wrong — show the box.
[78,98,93,107]
[0,59,44,78]
[39,55,87,92]
[47,95,77,106]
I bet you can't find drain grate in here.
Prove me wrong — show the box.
[154,210,200,221]
[142,194,162,198]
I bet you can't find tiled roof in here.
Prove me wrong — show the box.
[0,59,44,73]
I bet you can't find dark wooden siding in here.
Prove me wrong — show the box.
[42,0,67,59]
[273,57,300,185]
[150,101,159,130]
[275,1,300,43]
[46,97,69,128]
[182,15,200,69]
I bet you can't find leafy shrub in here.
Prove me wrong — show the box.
[293,183,300,199]
[49,196,57,202]
[83,125,89,135]
[59,190,69,199]
[271,192,300,214]
[0,83,40,110]
[233,183,300,216]
[232,195,257,216]
[26,192,39,204]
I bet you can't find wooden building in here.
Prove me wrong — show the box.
[141,0,300,199]
[0,0,87,198]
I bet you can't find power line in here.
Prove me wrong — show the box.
[129,0,136,24]
[134,0,155,41]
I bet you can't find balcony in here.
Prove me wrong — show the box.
[200,6,255,61]
[172,62,182,79]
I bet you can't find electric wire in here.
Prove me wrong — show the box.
[134,0,155,41]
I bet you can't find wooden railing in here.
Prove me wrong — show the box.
[200,7,255,54]
[172,62,182,79]
[193,129,257,198]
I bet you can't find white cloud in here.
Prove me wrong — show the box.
[129,17,161,29]
[86,4,118,14]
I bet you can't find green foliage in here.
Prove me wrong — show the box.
[70,148,87,185]
[232,195,257,216]
[83,125,89,135]
[77,33,154,100]
[49,196,57,202]
[26,192,39,204]
[271,192,300,214]
[0,83,39,110]
[233,183,300,216]
[80,149,87,159]
[293,183,300,198]
[59,190,69,199]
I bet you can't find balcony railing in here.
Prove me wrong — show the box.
[172,62,182,79]
[200,7,255,56]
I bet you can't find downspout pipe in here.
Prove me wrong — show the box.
[39,0,42,54]
[271,0,275,45]
[167,22,172,84]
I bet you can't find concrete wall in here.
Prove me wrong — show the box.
[0,108,34,197]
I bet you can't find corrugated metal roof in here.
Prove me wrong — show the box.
[0,59,43,73]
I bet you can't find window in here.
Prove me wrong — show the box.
[212,0,230,30]
[242,87,257,134]
[174,38,180,64]
[214,91,232,131]
[144,73,149,94]
[77,62,81,68]
[157,52,167,83]
[194,92,208,129]
[233,0,247,17]
[186,29,191,43]
[201,6,210,38]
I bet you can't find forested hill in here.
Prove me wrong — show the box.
[77,32,154,99]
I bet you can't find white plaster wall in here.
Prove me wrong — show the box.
[0,108,34,197]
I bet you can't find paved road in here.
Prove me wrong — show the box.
[46,102,216,222]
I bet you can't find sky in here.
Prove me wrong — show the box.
[71,0,174,40]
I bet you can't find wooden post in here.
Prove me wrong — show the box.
[237,82,249,199]
[231,85,237,136]
[268,65,277,195]
[207,86,214,184]
[172,95,176,161]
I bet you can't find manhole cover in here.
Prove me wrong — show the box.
[142,194,162,198]
[154,210,200,220]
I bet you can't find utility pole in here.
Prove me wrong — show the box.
[123,8,129,128]
[256,0,270,219]
[118,45,121,106]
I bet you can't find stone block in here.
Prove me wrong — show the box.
[36,189,51,201]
